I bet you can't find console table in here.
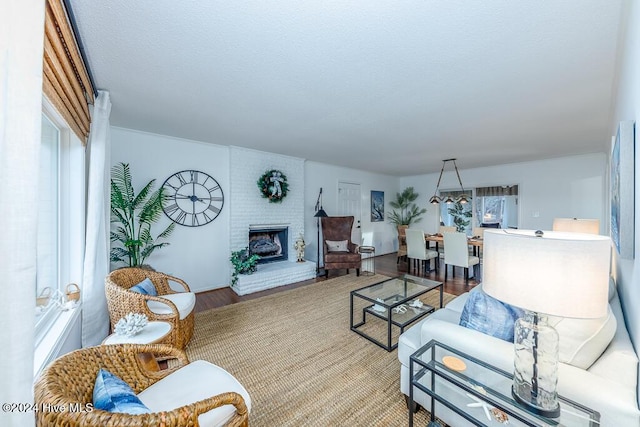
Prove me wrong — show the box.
[409,340,600,426]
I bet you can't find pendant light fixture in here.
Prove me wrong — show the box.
[429,158,471,205]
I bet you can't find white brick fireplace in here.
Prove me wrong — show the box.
[229,147,315,295]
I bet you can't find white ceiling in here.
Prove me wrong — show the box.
[68,0,624,176]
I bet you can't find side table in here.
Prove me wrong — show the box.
[409,340,600,427]
[103,321,172,371]
[359,245,376,275]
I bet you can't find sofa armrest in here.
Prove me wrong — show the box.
[557,363,639,426]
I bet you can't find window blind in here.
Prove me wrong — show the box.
[42,0,94,144]
[475,185,519,197]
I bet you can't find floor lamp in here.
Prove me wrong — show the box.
[314,188,328,276]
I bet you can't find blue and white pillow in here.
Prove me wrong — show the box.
[93,368,150,415]
[129,278,157,296]
[459,288,524,342]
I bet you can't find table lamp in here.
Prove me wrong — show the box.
[482,229,610,417]
[552,218,600,235]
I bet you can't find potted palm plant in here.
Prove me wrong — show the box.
[110,162,175,267]
[388,187,427,227]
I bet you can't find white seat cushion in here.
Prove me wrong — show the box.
[146,292,195,320]
[138,360,251,427]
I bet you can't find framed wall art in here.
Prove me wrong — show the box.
[371,190,384,222]
[610,120,635,259]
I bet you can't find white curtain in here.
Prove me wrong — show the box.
[82,91,112,346]
[0,1,45,426]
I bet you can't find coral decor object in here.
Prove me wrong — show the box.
[115,313,148,337]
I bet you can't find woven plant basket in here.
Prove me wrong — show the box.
[66,283,80,302]
[36,287,52,307]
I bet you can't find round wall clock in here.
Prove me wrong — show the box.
[162,170,224,227]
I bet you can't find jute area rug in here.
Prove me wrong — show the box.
[186,273,456,426]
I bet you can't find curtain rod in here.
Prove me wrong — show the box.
[62,0,99,98]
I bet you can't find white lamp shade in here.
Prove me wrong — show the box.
[552,218,600,235]
[482,229,611,319]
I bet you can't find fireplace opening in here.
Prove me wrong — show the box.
[249,226,288,264]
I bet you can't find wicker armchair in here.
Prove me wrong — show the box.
[106,268,195,349]
[34,344,249,427]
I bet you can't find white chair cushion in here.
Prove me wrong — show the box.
[146,292,195,320]
[138,360,251,427]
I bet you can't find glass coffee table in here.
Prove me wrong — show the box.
[350,274,443,351]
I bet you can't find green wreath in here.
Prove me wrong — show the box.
[257,169,289,203]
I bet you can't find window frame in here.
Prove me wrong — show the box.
[34,96,86,377]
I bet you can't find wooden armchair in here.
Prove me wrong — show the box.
[106,268,195,349]
[35,344,249,427]
[320,216,361,277]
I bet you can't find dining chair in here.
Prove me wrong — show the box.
[439,225,457,234]
[397,225,409,264]
[481,222,500,228]
[471,227,485,239]
[471,227,485,257]
[443,232,480,285]
[434,225,456,259]
[405,229,439,275]
[552,218,600,234]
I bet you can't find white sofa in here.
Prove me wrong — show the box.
[398,284,640,426]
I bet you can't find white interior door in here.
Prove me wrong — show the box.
[338,182,361,244]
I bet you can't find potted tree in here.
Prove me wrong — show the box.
[448,201,472,233]
[388,187,427,261]
[110,162,175,268]
[388,187,427,227]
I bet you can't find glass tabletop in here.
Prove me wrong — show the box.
[352,274,441,307]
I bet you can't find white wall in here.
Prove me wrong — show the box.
[610,0,640,400]
[111,127,231,292]
[305,161,402,261]
[110,132,608,294]
[400,153,607,234]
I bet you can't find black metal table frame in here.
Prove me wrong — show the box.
[350,275,443,352]
[409,340,600,427]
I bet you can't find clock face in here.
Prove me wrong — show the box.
[162,170,224,227]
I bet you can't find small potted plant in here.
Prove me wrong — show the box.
[230,248,260,287]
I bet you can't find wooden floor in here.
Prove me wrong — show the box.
[195,253,479,312]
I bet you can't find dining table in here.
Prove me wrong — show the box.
[425,233,484,256]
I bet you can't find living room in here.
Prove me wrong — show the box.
[3,1,640,426]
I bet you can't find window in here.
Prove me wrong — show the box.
[474,185,519,229]
[439,190,473,234]
[35,114,60,333]
[34,100,86,348]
